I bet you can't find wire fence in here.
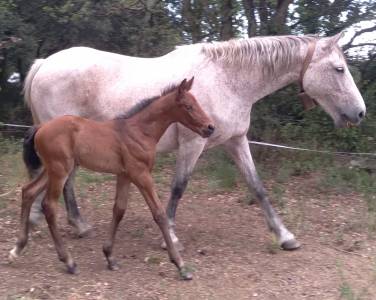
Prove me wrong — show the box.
[1,121,375,158]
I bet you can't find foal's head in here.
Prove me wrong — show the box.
[172,77,215,138]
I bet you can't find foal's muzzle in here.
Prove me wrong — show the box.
[202,124,215,138]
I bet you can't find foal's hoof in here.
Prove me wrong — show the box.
[179,266,193,281]
[67,262,78,274]
[281,239,301,251]
[161,240,185,252]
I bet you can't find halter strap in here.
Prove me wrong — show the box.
[298,41,317,111]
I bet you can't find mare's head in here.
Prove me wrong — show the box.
[171,77,215,138]
[302,32,366,128]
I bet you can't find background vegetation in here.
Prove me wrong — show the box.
[0,0,375,151]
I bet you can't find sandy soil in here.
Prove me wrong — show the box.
[1,168,375,300]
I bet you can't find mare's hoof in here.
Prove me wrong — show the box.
[8,248,19,263]
[29,210,43,227]
[67,262,78,274]
[68,218,93,238]
[77,224,93,238]
[108,262,120,271]
[161,240,185,252]
[281,239,301,251]
[179,267,193,281]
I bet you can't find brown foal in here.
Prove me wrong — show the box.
[9,78,215,280]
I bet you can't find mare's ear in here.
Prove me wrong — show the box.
[323,31,344,51]
[185,76,194,91]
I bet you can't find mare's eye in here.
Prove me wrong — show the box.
[335,66,344,73]
[185,105,193,112]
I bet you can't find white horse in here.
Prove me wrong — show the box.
[23,33,365,251]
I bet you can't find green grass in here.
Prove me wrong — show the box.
[196,149,239,192]
[0,138,26,210]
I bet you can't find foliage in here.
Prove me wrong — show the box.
[0,0,374,164]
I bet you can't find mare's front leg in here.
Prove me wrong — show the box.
[64,169,92,237]
[103,174,131,270]
[224,135,300,250]
[163,139,206,251]
[133,170,192,280]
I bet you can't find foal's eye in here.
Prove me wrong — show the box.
[185,105,193,112]
[335,66,344,73]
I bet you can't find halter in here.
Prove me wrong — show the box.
[298,41,318,111]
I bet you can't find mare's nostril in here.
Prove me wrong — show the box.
[208,124,215,132]
[358,111,365,119]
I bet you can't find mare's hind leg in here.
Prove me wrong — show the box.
[224,135,300,250]
[163,140,206,251]
[43,169,77,274]
[9,171,48,261]
[103,174,131,270]
[64,169,92,237]
[133,171,192,280]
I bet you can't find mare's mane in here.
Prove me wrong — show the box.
[199,35,323,75]
[115,83,179,120]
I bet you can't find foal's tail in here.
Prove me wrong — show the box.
[23,126,42,173]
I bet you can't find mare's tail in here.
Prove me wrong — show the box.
[23,126,41,173]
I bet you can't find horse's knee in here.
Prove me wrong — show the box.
[103,243,112,258]
[22,187,34,203]
[171,178,188,200]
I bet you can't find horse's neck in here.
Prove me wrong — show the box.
[125,99,175,144]
[214,45,306,106]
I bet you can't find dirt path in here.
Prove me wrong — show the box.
[1,170,375,300]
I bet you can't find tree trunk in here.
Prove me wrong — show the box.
[220,0,235,40]
[182,0,203,43]
[242,0,258,37]
[270,0,292,34]
[258,0,269,35]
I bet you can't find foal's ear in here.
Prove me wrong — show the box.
[177,78,189,101]
[185,76,194,91]
[178,78,187,94]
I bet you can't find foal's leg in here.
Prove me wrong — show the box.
[103,174,131,270]
[133,171,192,280]
[224,135,300,250]
[28,168,47,226]
[64,169,92,237]
[163,140,206,251]
[9,171,48,261]
[28,167,90,238]
[43,170,77,274]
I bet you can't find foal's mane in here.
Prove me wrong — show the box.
[116,84,179,119]
[200,35,319,75]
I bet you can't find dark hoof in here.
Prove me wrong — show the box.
[67,262,78,274]
[108,262,120,271]
[281,239,301,251]
[179,266,193,281]
[161,240,185,252]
